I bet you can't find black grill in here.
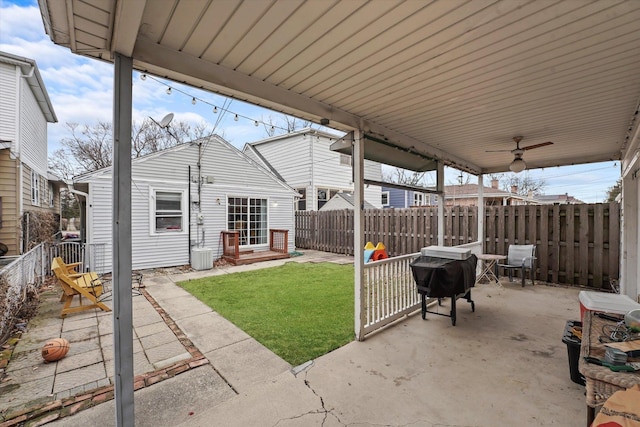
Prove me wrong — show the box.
[410,254,478,326]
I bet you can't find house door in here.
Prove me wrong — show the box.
[227,197,268,246]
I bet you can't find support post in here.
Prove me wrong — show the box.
[477,174,485,251]
[437,162,445,246]
[113,53,134,426]
[353,129,365,340]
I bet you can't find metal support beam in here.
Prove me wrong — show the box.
[477,174,485,251]
[113,53,134,426]
[437,162,445,246]
[353,129,365,341]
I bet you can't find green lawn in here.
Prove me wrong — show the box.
[178,262,354,366]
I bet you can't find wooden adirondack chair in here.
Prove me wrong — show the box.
[51,257,111,318]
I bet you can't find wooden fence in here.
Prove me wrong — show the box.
[295,203,620,289]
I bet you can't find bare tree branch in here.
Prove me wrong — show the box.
[49,119,213,177]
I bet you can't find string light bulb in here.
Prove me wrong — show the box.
[143,75,292,134]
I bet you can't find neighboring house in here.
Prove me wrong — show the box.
[444,180,535,207]
[243,128,383,211]
[536,194,584,204]
[319,192,377,211]
[0,51,62,256]
[72,136,298,272]
[381,186,437,208]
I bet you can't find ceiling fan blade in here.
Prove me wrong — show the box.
[522,141,553,151]
[485,149,513,153]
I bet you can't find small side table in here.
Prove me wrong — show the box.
[476,254,506,287]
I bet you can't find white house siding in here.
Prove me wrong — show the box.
[18,78,48,176]
[81,140,297,271]
[250,134,311,188]
[249,130,382,210]
[0,63,17,144]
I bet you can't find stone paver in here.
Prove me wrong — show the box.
[56,349,103,373]
[53,362,107,394]
[146,341,191,367]
[134,321,168,338]
[171,312,250,354]
[138,330,178,349]
[0,373,55,410]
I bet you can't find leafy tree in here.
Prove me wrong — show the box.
[49,119,209,177]
[606,178,622,202]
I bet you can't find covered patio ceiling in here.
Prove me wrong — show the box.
[39,0,640,174]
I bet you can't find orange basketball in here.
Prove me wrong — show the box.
[41,338,70,362]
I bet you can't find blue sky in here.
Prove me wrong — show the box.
[0,1,621,202]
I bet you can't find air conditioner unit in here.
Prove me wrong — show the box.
[191,247,213,270]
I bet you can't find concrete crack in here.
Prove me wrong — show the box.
[272,364,346,427]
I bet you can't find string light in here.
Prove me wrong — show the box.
[140,73,292,133]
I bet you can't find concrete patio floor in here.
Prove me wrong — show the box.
[0,250,586,426]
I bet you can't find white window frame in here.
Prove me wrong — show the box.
[31,171,40,206]
[413,192,425,206]
[149,188,187,235]
[382,191,390,207]
[296,188,307,211]
[48,182,55,207]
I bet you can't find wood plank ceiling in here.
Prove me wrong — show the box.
[39,0,640,174]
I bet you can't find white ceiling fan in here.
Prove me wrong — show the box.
[487,136,554,173]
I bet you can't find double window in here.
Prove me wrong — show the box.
[153,190,185,233]
[228,197,267,245]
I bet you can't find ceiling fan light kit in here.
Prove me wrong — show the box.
[510,156,526,173]
[487,136,554,173]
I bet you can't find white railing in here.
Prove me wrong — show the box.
[0,243,47,340]
[361,252,422,337]
[48,242,84,271]
[360,241,483,338]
